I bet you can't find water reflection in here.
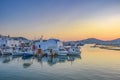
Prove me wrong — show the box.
[0,55,81,68]
[23,57,34,68]
[0,55,11,63]
[0,45,120,80]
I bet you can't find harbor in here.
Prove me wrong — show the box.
[0,35,81,58]
[1,0,120,80]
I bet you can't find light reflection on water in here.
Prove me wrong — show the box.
[0,44,120,80]
[0,55,81,68]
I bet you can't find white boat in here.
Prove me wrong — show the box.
[12,47,24,56]
[12,51,24,56]
[57,47,68,56]
[2,49,13,55]
[43,49,51,55]
[43,49,56,56]
[68,46,81,55]
[20,47,34,57]
[22,51,33,57]
[12,47,34,57]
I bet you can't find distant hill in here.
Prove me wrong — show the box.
[107,38,120,46]
[64,38,120,46]
[110,38,120,43]
[80,38,120,46]
[80,38,104,44]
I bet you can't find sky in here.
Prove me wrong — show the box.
[0,0,120,41]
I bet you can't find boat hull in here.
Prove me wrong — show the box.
[22,52,33,57]
[57,51,68,56]
[68,52,80,55]
[2,52,12,55]
[12,52,23,56]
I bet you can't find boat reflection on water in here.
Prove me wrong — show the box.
[36,54,81,66]
[0,55,11,63]
[0,54,81,68]
[23,57,34,68]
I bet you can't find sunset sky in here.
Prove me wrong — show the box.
[0,0,120,41]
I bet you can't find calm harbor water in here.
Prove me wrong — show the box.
[0,44,120,80]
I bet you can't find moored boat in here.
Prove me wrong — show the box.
[12,51,24,56]
[2,49,13,55]
[22,52,33,57]
[68,46,81,55]
[57,47,68,56]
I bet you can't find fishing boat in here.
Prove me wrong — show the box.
[12,51,24,56]
[2,48,13,55]
[18,46,33,57]
[68,46,81,55]
[12,47,22,56]
[11,47,33,57]
[43,49,56,56]
[57,47,68,56]
[22,51,33,57]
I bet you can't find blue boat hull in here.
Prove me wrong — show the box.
[22,53,33,57]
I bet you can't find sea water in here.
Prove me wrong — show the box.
[0,44,120,80]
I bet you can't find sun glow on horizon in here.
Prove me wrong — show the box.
[0,0,120,41]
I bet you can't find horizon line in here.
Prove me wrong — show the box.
[0,34,120,41]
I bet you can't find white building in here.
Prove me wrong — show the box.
[35,38,63,50]
[0,38,7,47]
[0,37,20,48]
[6,39,20,47]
